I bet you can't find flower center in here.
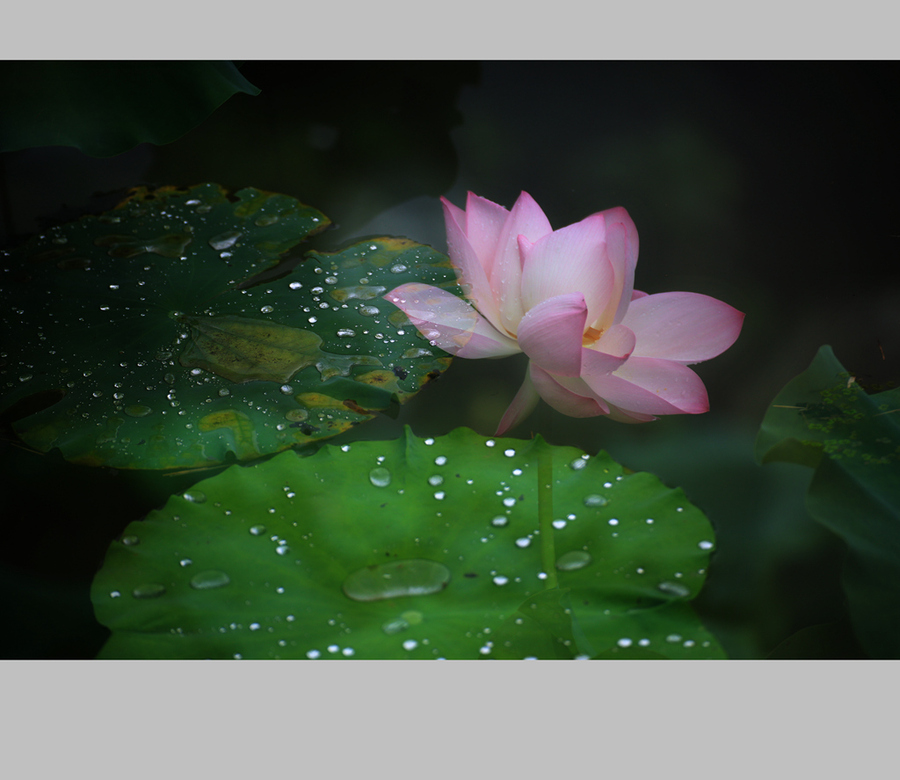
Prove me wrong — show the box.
[582,326,604,347]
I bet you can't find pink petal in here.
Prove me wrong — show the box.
[460,192,510,271]
[587,357,710,415]
[496,370,541,435]
[530,363,610,417]
[622,291,745,364]
[384,283,520,359]
[594,207,639,325]
[490,192,554,331]
[518,213,616,327]
[593,323,636,359]
[516,293,587,377]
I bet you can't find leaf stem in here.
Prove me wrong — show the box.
[537,439,559,590]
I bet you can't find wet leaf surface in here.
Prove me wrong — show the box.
[92,427,725,659]
[0,185,458,469]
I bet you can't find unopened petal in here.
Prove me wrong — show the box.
[587,357,709,415]
[384,283,520,359]
[460,192,510,271]
[519,214,613,326]
[594,207,639,325]
[622,291,745,364]
[441,198,505,333]
[516,293,587,377]
[490,192,554,331]
[496,370,541,435]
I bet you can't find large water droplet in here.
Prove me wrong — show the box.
[132,583,166,599]
[427,475,444,486]
[249,524,267,536]
[183,490,207,503]
[369,467,391,487]
[556,550,592,571]
[583,494,608,507]
[342,559,451,602]
[121,535,140,546]
[190,570,231,590]
[124,404,153,418]
[658,581,691,598]
[491,515,508,527]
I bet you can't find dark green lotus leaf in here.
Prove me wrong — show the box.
[91,426,724,659]
[0,184,458,469]
[756,345,900,658]
[0,61,260,156]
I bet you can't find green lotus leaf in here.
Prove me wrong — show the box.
[756,345,900,658]
[0,184,458,469]
[91,426,725,659]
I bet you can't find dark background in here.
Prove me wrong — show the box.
[1,61,898,658]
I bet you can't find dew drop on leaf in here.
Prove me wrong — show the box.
[555,550,592,571]
[369,467,391,487]
[183,490,207,503]
[132,583,166,599]
[189,570,231,590]
[583,494,608,507]
[249,524,267,536]
[658,581,691,598]
[342,559,451,602]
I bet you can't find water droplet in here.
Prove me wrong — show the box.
[552,519,567,529]
[280,384,293,394]
[369,467,391,487]
[209,230,242,250]
[645,518,654,525]
[275,544,290,555]
[434,455,447,466]
[183,490,206,503]
[607,518,619,526]
[583,494,608,507]
[492,575,509,586]
[336,328,356,337]
[503,449,515,457]
[289,281,303,290]
[569,457,588,470]
[515,537,531,548]
[179,558,192,567]
[502,497,516,508]
[190,570,231,590]
[485,440,495,447]
[124,404,153,418]
[121,535,140,546]
[382,618,411,635]
[260,305,274,314]
[390,264,408,273]
[342,559,451,602]
[658,581,691,598]
[249,524,267,536]
[132,583,166,599]
[402,639,418,650]
[617,638,633,648]
[491,516,508,527]
[424,438,435,445]
[427,475,444,486]
[698,540,714,550]
[358,305,380,317]
[556,550,592,571]
[306,649,321,659]
[666,634,683,643]
[433,491,446,500]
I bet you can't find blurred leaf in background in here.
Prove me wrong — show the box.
[757,345,900,658]
[0,61,260,157]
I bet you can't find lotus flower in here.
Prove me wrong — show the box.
[384,191,744,434]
